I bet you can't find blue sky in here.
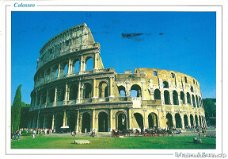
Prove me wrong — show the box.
[11,11,216,103]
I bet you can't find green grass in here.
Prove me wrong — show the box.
[11,135,216,149]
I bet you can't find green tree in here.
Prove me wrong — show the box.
[11,84,22,132]
[203,98,216,126]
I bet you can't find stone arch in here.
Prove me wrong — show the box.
[68,111,76,132]
[148,112,158,128]
[173,90,179,105]
[187,92,191,104]
[83,83,92,98]
[62,62,68,77]
[184,114,188,128]
[166,113,173,129]
[195,115,199,127]
[192,95,196,107]
[134,113,144,129]
[69,83,78,100]
[154,89,161,100]
[180,91,185,104]
[130,84,142,97]
[190,86,194,92]
[55,113,63,132]
[73,59,80,74]
[116,111,127,131]
[98,112,109,132]
[99,81,109,98]
[81,112,91,133]
[57,86,65,101]
[164,90,170,105]
[48,88,55,103]
[118,85,126,97]
[175,113,182,128]
[163,81,169,88]
[53,65,58,79]
[85,56,93,71]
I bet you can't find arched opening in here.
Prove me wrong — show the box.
[55,113,63,132]
[98,112,108,132]
[199,116,202,127]
[63,63,68,77]
[82,112,91,133]
[130,84,142,97]
[83,83,92,99]
[53,66,58,79]
[163,81,169,88]
[166,113,173,129]
[196,96,199,107]
[99,81,109,98]
[57,86,65,101]
[41,91,47,105]
[118,86,126,97]
[173,90,179,105]
[195,115,199,127]
[190,86,194,92]
[148,113,158,128]
[164,90,170,105]
[184,115,188,128]
[134,113,144,129]
[48,88,55,103]
[154,89,161,100]
[73,60,80,74]
[192,95,196,107]
[180,91,185,104]
[116,112,127,131]
[68,111,76,132]
[187,92,191,104]
[45,113,52,129]
[85,57,93,71]
[69,83,78,100]
[190,114,194,128]
[175,113,182,128]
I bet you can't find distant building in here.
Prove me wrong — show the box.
[28,23,206,132]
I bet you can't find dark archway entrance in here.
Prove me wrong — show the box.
[175,113,182,128]
[134,113,144,129]
[184,115,188,128]
[195,115,199,127]
[116,112,127,131]
[82,112,91,133]
[98,112,108,132]
[166,113,173,129]
[190,114,194,128]
[148,113,158,128]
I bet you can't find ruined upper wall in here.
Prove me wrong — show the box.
[37,23,96,69]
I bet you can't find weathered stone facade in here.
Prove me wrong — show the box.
[29,23,206,133]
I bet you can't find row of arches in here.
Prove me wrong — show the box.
[30,110,205,133]
[36,56,94,84]
[32,81,109,106]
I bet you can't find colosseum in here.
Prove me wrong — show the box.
[28,23,207,133]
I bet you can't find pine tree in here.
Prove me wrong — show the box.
[11,84,22,132]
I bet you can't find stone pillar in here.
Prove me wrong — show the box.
[160,91,165,105]
[64,83,69,104]
[67,59,73,75]
[187,114,191,128]
[54,87,57,106]
[109,76,114,97]
[77,81,81,103]
[110,109,113,131]
[94,53,98,70]
[141,80,145,100]
[92,109,96,131]
[172,113,176,128]
[181,115,185,129]
[57,63,61,78]
[170,91,173,105]
[143,110,148,129]
[62,110,67,127]
[51,114,55,130]
[75,110,79,132]
[80,56,85,72]
[92,79,97,98]
[45,89,49,107]
[184,92,188,106]
[128,109,132,129]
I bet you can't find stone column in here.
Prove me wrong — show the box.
[80,56,85,72]
[128,109,132,129]
[94,53,98,70]
[160,91,165,105]
[170,91,173,105]
[92,109,96,131]
[54,87,57,106]
[75,110,79,132]
[77,81,81,103]
[62,110,67,127]
[64,83,69,104]
[92,79,97,98]
[45,89,49,107]
[143,109,148,129]
[172,113,176,128]
[184,92,188,106]
[141,80,145,100]
[67,59,73,75]
[57,63,61,78]
[51,114,55,130]
[187,114,191,128]
[109,76,114,97]
[181,114,185,129]
[110,109,113,131]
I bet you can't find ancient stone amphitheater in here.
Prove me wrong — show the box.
[29,23,206,133]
